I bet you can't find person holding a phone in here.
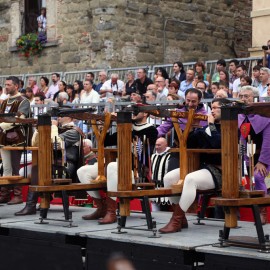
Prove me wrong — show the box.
[262,40,270,69]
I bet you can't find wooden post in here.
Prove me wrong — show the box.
[91,112,112,183]
[172,109,195,180]
[117,112,132,216]
[38,114,52,209]
[221,106,239,227]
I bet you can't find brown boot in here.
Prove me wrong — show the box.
[8,186,23,205]
[98,197,117,225]
[7,196,23,205]
[159,204,186,233]
[15,191,38,216]
[260,207,268,225]
[82,198,106,220]
[0,187,11,203]
[169,203,188,229]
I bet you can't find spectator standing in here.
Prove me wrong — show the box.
[155,76,168,101]
[66,84,76,103]
[45,73,60,99]
[168,81,180,95]
[95,71,107,93]
[211,59,226,83]
[251,65,261,88]
[196,81,213,99]
[123,71,136,96]
[195,61,210,84]
[28,77,39,95]
[40,76,49,95]
[171,61,186,83]
[210,82,219,96]
[258,67,270,97]
[135,68,153,96]
[85,72,97,90]
[232,64,247,98]
[262,40,270,68]
[81,80,100,104]
[228,59,239,86]
[178,69,195,97]
[100,73,124,100]
[37,7,47,34]
[53,80,67,103]
[25,87,35,105]
[154,67,169,88]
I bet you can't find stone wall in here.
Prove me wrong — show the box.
[0,0,252,75]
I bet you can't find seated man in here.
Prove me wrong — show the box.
[77,140,106,221]
[78,111,158,224]
[159,98,230,233]
[238,86,270,224]
[15,115,84,215]
[151,137,170,188]
[151,137,171,210]
[157,88,208,171]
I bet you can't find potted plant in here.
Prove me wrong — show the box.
[16,33,45,58]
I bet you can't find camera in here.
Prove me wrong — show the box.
[262,45,270,50]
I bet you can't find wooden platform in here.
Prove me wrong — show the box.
[0,204,269,270]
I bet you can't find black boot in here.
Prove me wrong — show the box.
[15,191,38,216]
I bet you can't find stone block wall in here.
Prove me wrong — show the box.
[0,0,252,75]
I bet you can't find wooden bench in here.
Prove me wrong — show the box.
[27,113,116,225]
[105,109,224,236]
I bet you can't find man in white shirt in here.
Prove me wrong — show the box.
[99,73,124,100]
[232,64,247,98]
[258,67,270,97]
[45,73,60,99]
[80,80,100,104]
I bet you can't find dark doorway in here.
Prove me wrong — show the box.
[24,0,42,33]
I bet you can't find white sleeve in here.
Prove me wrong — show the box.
[100,81,110,90]
[232,79,239,93]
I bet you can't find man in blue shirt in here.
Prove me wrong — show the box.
[178,69,194,98]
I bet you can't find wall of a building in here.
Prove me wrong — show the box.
[249,0,270,57]
[0,0,252,75]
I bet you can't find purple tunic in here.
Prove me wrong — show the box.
[157,104,208,137]
[238,114,270,166]
[238,114,270,193]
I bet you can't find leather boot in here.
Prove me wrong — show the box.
[159,204,186,233]
[0,187,11,203]
[260,207,267,225]
[82,198,107,220]
[169,203,188,229]
[7,186,23,205]
[98,197,117,225]
[14,191,39,216]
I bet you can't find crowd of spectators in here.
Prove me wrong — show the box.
[1,53,270,113]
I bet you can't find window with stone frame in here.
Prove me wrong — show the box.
[10,0,58,48]
[23,0,43,34]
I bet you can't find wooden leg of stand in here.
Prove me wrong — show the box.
[40,194,50,209]
[119,199,130,217]
[224,207,238,228]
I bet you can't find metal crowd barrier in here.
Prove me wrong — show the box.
[63,69,103,84]
[151,62,197,79]
[107,66,149,81]
[24,72,64,88]
[0,56,263,88]
[0,75,24,87]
